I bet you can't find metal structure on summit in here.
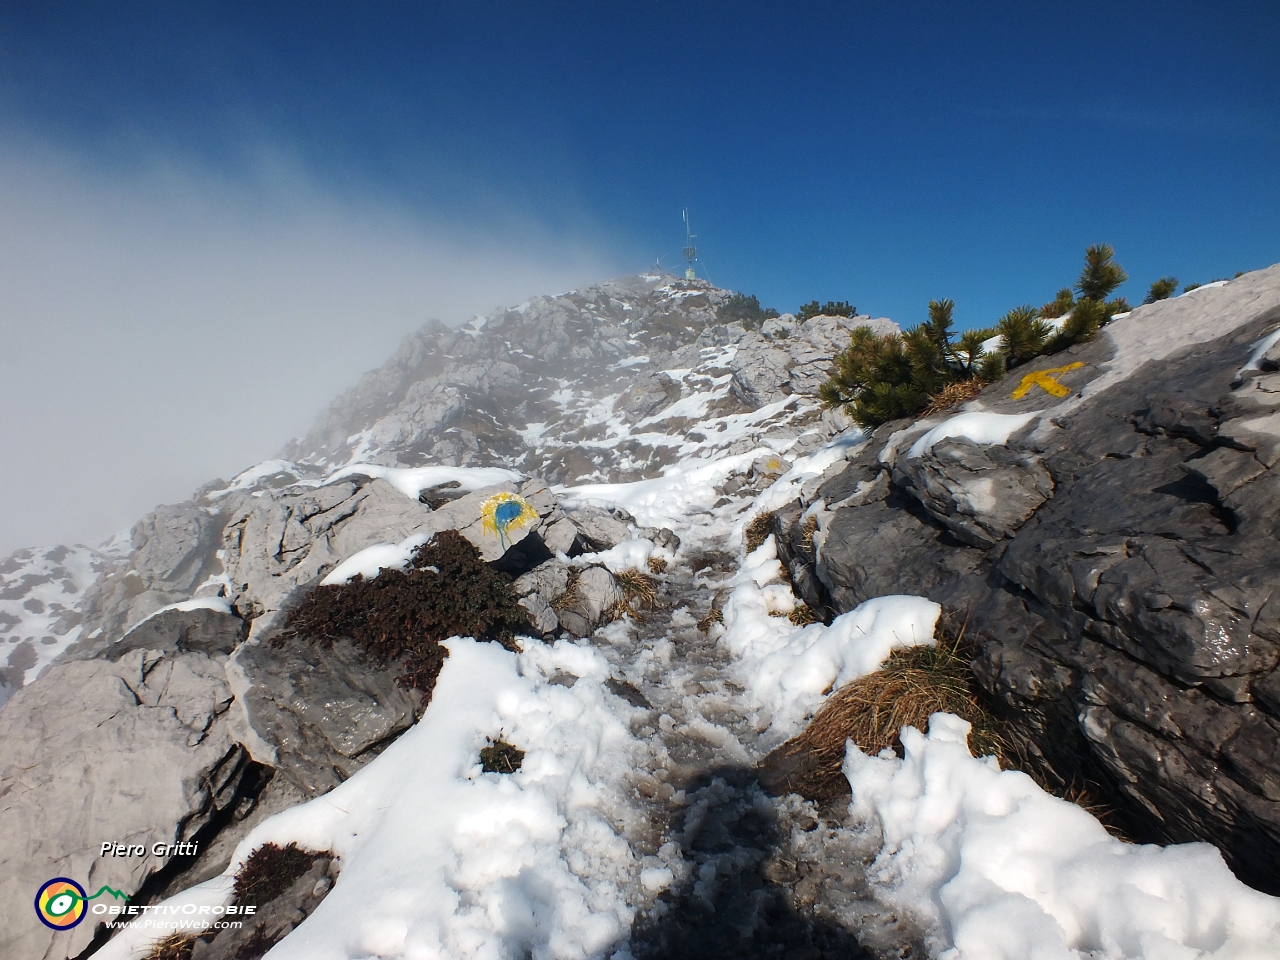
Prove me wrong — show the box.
[682,209,698,280]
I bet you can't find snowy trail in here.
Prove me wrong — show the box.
[100,440,1280,960]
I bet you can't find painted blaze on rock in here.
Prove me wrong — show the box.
[480,492,539,550]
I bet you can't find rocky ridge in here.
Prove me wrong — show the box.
[771,267,1280,891]
[0,275,891,960]
[3,266,1280,958]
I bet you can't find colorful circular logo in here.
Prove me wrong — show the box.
[35,878,87,930]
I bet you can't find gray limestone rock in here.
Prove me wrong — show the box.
[73,500,239,651]
[222,478,432,624]
[518,592,560,635]
[892,439,1055,548]
[233,635,421,798]
[110,606,248,660]
[556,566,624,637]
[803,289,1280,891]
[0,649,249,960]
[513,559,571,601]
[571,508,632,552]
[540,517,580,555]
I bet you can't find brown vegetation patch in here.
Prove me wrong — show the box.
[787,603,821,626]
[921,378,988,417]
[233,842,322,910]
[799,516,819,551]
[278,530,530,694]
[759,636,1005,805]
[551,567,582,612]
[143,934,196,960]
[480,738,525,774]
[616,567,659,607]
[646,556,668,575]
[697,608,724,634]
[744,513,774,553]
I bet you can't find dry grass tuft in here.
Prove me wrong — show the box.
[604,598,645,625]
[616,567,659,606]
[646,556,668,575]
[788,603,821,626]
[764,630,1007,803]
[744,512,774,553]
[799,515,819,551]
[143,935,196,960]
[922,378,987,417]
[697,608,724,633]
[551,567,582,612]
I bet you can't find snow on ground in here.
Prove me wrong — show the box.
[119,596,233,634]
[843,713,1280,960]
[906,410,1040,458]
[712,535,940,739]
[0,544,106,694]
[207,459,301,498]
[320,534,431,585]
[1236,326,1280,380]
[1078,265,1280,407]
[324,463,522,499]
[99,636,652,960]
[558,449,763,530]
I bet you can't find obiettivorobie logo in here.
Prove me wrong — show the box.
[34,877,258,934]
[34,878,127,930]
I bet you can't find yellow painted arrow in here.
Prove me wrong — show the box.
[1011,362,1085,400]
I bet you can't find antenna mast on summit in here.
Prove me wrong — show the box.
[682,209,698,280]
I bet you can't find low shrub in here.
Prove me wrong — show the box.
[233,842,321,909]
[820,299,998,429]
[1040,288,1075,319]
[1075,243,1128,302]
[278,530,530,693]
[1183,282,1201,292]
[719,292,780,330]
[1046,297,1108,352]
[1144,276,1179,303]
[646,556,668,575]
[996,305,1052,367]
[480,738,524,773]
[797,299,857,322]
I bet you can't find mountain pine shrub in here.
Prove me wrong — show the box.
[719,292,780,329]
[797,299,857,322]
[1144,276,1179,303]
[1045,297,1109,352]
[820,299,999,429]
[1040,288,1075,319]
[996,305,1051,366]
[278,530,530,695]
[1076,244,1128,302]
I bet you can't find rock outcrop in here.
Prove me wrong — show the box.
[774,269,1280,891]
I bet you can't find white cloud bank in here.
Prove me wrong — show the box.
[0,136,624,553]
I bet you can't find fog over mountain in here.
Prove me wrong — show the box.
[0,136,622,553]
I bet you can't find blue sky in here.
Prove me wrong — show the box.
[5,1,1279,323]
[1,1,1279,549]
